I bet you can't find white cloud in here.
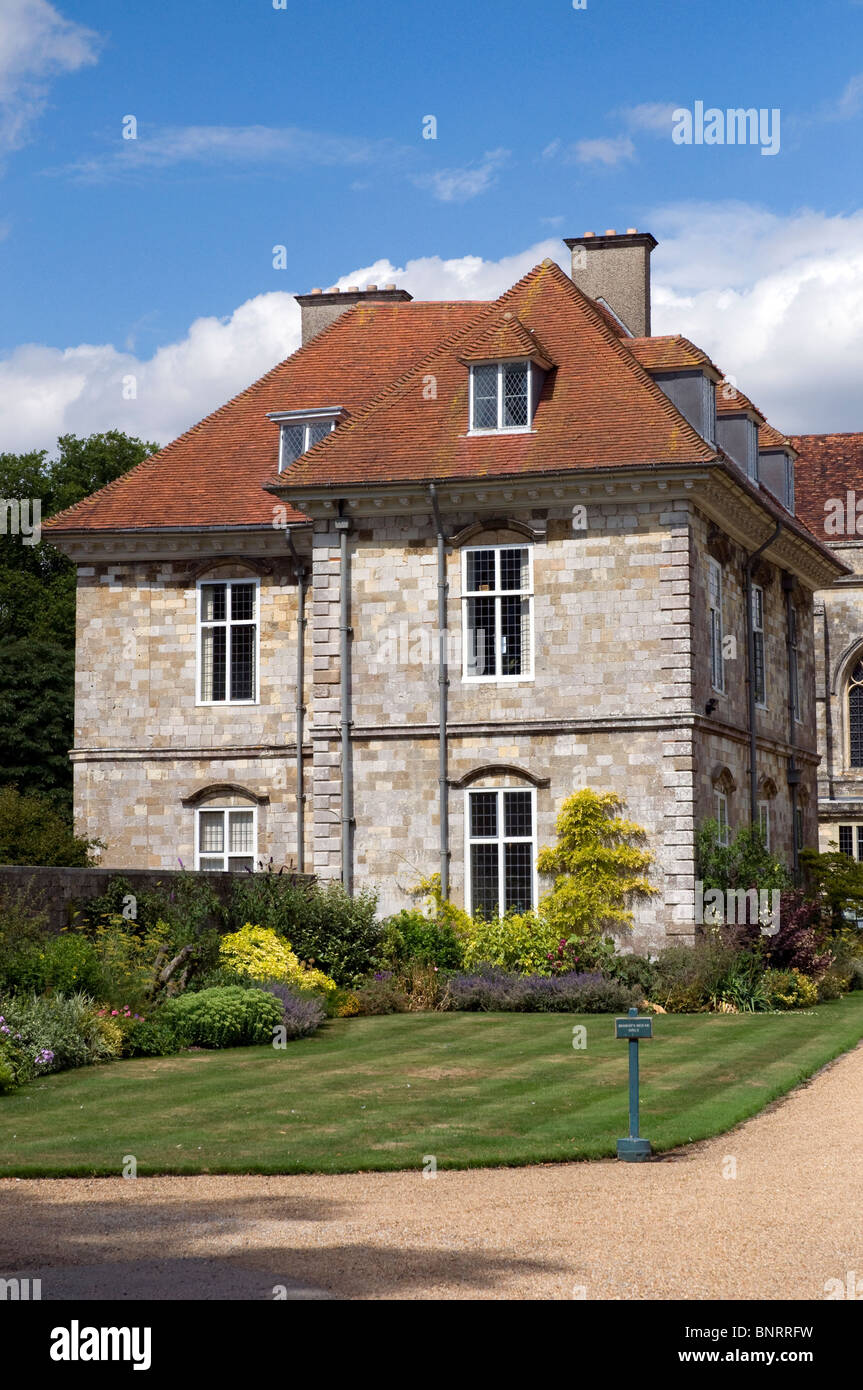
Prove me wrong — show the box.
[0,293,301,454]
[651,202,863,431]
[0,240,567,453]
[6,209,863,454]
[414,148,509,202]
[62,124,401,181]
[542,135,635,166]
[834,71,863,119]
[0,0,98,157]
[619,102,678,134]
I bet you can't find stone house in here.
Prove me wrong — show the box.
[792,435,863,862]
[44,231,844,952]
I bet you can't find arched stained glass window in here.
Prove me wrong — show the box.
[849,661,863,767]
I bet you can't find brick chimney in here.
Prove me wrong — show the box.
[563,228,657,337]
[295,283,413,345]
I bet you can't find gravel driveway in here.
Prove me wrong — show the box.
[2,1042,861,1300]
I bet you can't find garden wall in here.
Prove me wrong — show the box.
[0,866,316,934]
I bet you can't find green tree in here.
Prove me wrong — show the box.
[0,785,101,866]
[0,431,159,812]
[696,820,792,895]
[536,789,656,936]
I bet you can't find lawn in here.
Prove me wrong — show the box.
[2,995,863,1176]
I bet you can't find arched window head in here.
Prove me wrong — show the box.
[848,661,863,767]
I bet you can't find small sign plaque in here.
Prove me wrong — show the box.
[615,1016,653,1039]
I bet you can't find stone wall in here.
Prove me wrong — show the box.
[0,865,314,935]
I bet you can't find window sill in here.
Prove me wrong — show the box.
[196,699,260,708]
[462,675,535,684]
[465,428,536,438]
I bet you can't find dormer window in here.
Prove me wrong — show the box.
[460,311,553,436]
[267,407,346,472]
[469,360,538,433]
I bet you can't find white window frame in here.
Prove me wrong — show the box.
[467,359,536,435]
[714,790,730,847]
[195,805,258,872]
[461,543,534,683]
[708,558,725,694]
[267,407,344,472]
[752,583,767,709]
[757,800,770,849]
[196,576,261,706]
[464,786,538,918]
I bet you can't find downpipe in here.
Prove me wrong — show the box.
[285,529,307,873]
[335,510,353,893]
[428,484,450,898]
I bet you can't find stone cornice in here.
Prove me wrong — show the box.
[47,525,313,566]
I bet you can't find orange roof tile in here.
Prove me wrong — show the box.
[459,311,554,369]
[791,432,863,542]
[44,301,482,533]
[270,260,718,494]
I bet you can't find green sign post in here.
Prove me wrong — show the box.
[615,1007,652,1161]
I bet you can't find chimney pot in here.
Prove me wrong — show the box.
[605,229,617,236]
[346,285,359,293]
[626,227,638,234]
[384,282,397,290]
[309,288,322,295]
[366,283,378,291]
[584,231,595,238]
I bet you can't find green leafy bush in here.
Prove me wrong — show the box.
[40,932,104,995]
[0,991,116,1072]
[696,820,792,895]
[126,1017,183,1057]
[161,986,283,1048]
[380,909,464,969]
[763,967,818,1009]
[227,874,382,985]
[0,785,102,866]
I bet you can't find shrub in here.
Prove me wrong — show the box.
[651,935,742,1013]
[380,909,464,969]
[87,915,172,1010]
[228,873,382,986]
[161,986,283,1048]
[126,1016,183,1057]
[607,952,657,994]
[536,789,656,937]
[461,911,561,974]
[696,820,792,896]
[397,960,446,1010]
[353,974,410,1015]
[0,1033,33,1092]
[0,785,102,866]
[443,964,641,1014]
[255,980,326,1038]
[763,968,818,1010]
[218,924,337,996]
[747,891,833,978]
[40,932,104,995]
[0,992,116,1072]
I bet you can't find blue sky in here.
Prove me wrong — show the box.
[2,0,863,449]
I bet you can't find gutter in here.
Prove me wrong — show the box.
[744,521,782,825]
[428,484,450,897]
[335,507,353,892]
[285,530,308,873]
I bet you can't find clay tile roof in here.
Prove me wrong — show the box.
[716,381,766,422]
[43,300,483,534]
[626,335,719,374]
[271,259,718,494]
[790,432,863,542]
[759,421,795,452]
[459,311,554,369]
